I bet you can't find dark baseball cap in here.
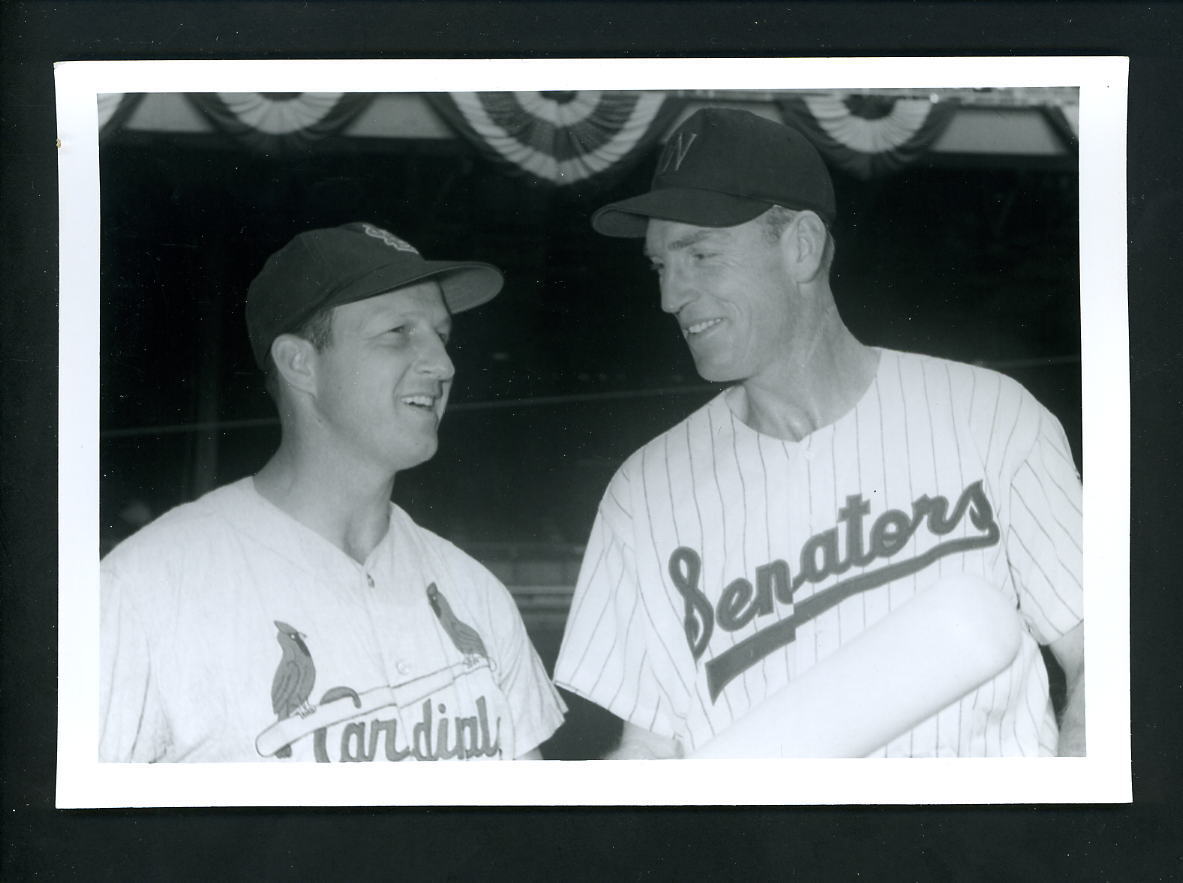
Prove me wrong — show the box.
[591,107,835,237]
[246,222,503,367]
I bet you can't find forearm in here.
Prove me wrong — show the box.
[1056,675,1086,756]
[604,743,658,759]
[606,721,682,759]
[1048,623,1085,756]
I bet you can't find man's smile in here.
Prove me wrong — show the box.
[683,317,725,337]
[399,392,444,417]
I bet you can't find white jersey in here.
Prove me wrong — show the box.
[555,348,1082,756]
[101,478,566,762]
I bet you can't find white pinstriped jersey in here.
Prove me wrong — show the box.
[554,348,1083,756]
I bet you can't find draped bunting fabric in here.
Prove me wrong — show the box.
[429,91,685,187]
[1041,105,1079,154]
[98,93,144,140]
[776,95,960,180]
[185,93,376,151]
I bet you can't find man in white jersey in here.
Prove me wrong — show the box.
[101,222,566,762]
[554,108,1084,758]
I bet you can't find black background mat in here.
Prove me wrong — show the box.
[2,2,1179,878]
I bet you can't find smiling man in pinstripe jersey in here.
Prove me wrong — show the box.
[554,107,1084,758]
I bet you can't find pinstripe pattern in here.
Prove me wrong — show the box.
[554,349,1083,756]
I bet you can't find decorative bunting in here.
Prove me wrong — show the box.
[97,93,144,139]
[777,95,960,180]
[185,93,375,151]
[429,91,685,187]
[1041,105,1079,154]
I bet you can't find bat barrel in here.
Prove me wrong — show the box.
[692,574,1023,758]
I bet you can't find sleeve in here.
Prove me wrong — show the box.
[1004,404,1084,645]
[480,570,567,758]
[99,555,170,762]
[553,469,687,740]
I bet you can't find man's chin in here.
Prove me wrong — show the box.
[391,439,439,474]
[692,358,740,385]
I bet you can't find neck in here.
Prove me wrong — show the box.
[254,436,395,564]
[734,312,879,442]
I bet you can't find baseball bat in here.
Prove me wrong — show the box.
[690,574,1022,758]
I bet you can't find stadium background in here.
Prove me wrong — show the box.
[98,90,1081,758]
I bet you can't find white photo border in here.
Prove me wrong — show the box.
[55,56,1130,808]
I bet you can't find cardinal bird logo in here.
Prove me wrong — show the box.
[270,620,317,758]
[427,583,489,667]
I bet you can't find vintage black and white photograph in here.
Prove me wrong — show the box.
[55,58,1130,806]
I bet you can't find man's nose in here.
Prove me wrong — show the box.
[419,334,455,380]
[660,265,694,315]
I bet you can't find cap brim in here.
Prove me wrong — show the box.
[332,260,504,315]
[591,188,774,238]
[428,261,505,314]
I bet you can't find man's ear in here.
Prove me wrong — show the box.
[269,334,319,396]
[784,210,828,282]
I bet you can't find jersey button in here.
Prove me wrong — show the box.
[396,660,412,675]
[365,573,375,588]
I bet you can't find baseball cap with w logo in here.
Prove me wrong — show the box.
[246,222,503,368]
[591,107,835,238]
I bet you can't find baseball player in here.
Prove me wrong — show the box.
[100,222,566,762]
[553,108,1084,758]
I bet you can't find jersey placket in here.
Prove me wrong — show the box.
[353,549,405,685]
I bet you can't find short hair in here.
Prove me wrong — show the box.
[262,306,334,402]
[759,205,836,273]
[759,204,800,243]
